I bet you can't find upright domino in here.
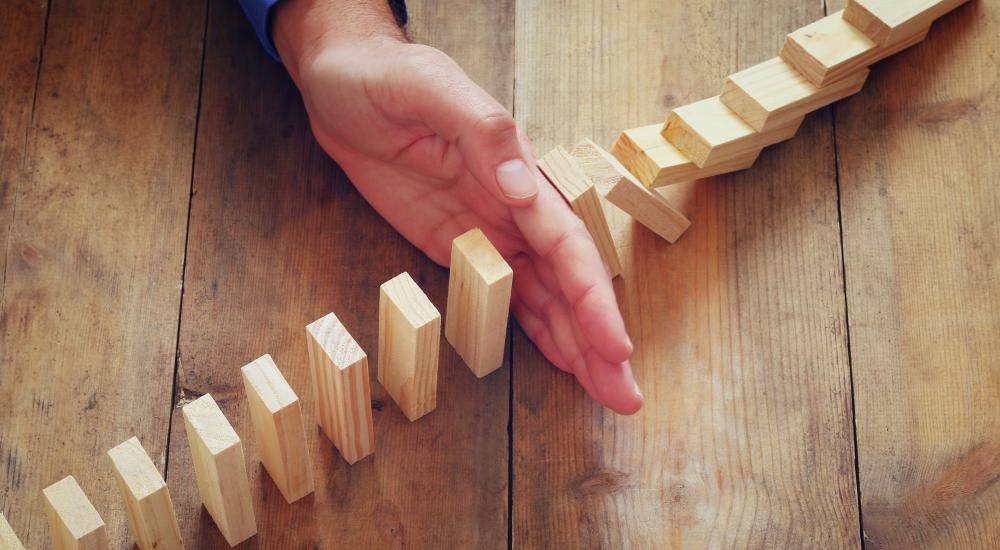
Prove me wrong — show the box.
[569,139,690,243]
[42,476,108,550]
[106,437,183,550]
[305,312,376,464]
[445,228,513,378]
[0,512,25,550]
[844,0,969,47]
[240,355,314,502]
[538,147,623,277]
[181,394,256,546]
[378,272,441,421]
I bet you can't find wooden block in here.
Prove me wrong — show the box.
[780,10,931,87]
[722,57,870,132]
[844,0,968,47]
[569,139,690,243]
[378,272,441,421]
[0,513,25,550]
[107,437,183,550]
[662,96,804,168]
[305,312,376,464]
[240,354,315,502]
[537,147,623,277]
[612,124,760,187]
[181,394,256,546]
[444,228,513,378]
[42,476,108,550]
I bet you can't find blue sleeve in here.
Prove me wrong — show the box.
[238,0,283,62]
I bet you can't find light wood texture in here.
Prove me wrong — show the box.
[181,394,256,547]
[722,57,869,132]
[106,438,183,550]
[569,139,690,243]
[240,355,314,502]
[612,124,760,187]
[662,96,804,168]
[780,10,930,87]
[445,228,514,379]
[0,513,25,550]
[378,272,441,421]
[538,147,623,277]
[306,312,376,464]
[42,477,108,550]
[845,0,969,47]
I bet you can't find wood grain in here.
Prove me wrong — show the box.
[513,1,860,546]
[0,512,25,550]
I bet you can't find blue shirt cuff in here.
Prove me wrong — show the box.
[239,0,283,62]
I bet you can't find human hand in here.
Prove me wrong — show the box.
[274,0,643,414]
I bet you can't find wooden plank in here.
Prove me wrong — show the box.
[844,0,969,47]
[721,57,869,132]
[42,476,108,550]
[305,312,376,464]
[0,512,26,550]
[662,96,804,168]
[514,0,861,546]
[538,147,623,276]
[831,0,1000,545]
[378,272,441,421]
[0,0,204,546]
[181,394,256,547]
[106,437,183,550]
[240,355,314,502]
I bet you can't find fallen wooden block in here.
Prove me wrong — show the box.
[569,139,690,243]
[612,124,760,187]
[378,272,441,421]
[241,354,314,502]
[181,394,256,547]
[722,57,870,132]
[538,147,623,277]
[662,96,804,168]
[780,10,930,87]
[0,512,25,550]
[42,476,108,550]
[445,228,513,378]
[306,312,376,464]
[107,437,183,550]
[844,0,968,47]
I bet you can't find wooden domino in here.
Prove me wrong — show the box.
[844,0,968,47]
[181,394,256,546]
[0,512,25,550]
[378,272,441,421]
[240,355,314,502]
[538,147,623,277]
[780,10,930,87]
[721,57,870,132]
[42,476,108,550]
[662,96,804,168]
[106,437,183,550]
[569,139,690,243]
[305,312,376,464]
[445,228,513,378]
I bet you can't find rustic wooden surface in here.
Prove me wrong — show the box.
[0,1,997,548]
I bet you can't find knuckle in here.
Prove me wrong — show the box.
[472,112,518,144]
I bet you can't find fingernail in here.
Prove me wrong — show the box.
[625,334,635,354]
[632,378,644,399]
[496,159,539,200]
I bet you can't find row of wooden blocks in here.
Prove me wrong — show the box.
[8,228,515,549]
[611,0,969,188]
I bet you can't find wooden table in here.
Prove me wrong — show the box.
[2,1,997,548]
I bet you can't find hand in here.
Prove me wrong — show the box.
[273,0,643,414]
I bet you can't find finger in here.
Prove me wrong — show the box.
[584,350,643,415]
[510,299,570,373]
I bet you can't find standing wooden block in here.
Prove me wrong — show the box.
[305,312,376,464]
[844,0,968,47]
[569,139,690,243]
[42,476,108,550]
[612,124,760,187]
[240,354,315,502]
[0,513,25,550]
[107,437,183,550]
[378,272,441,421]
[538,147,623,277]
[445,228,513,378]
[181,394,256,547]
[779,10,930,87]
[721,57,870,132]
[661,96,804,168]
